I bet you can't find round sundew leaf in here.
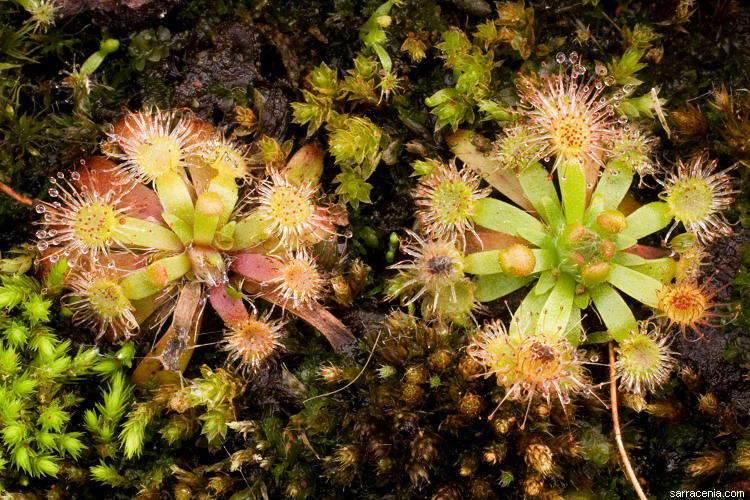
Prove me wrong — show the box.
[589,283,637,342]
[431,280,475,326]
[242,280,356,353]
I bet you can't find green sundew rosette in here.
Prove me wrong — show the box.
[451,133,676,344]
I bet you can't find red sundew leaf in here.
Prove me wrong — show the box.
[209,284,250,328]
[78,157,164,222]
[242,280,356,354]
[230,252,283,282]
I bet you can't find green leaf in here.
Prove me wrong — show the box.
[573,290,590,310]
[510,288,551,336]
[620,202,673,240]
[518,163,559,221]
[446,129,534,211]
[581,330,612,345]
[472,198,546,237]
[590,284,638,341]
[559,160,586,224]
[56,433,85,459]
[565,306,582,346]
[533,270,556,295]
[539,195,565,234]
[606,263,661,309]
[628,257,677,283]
[115,217,184,252]
[516,227,554,247]
[539,273,575,341]
[232,212,268,250]
[464,248,554,275]
[155,172,195,226]
[593,168,633,211]
[90,462,126,487]
[473,274,533,302]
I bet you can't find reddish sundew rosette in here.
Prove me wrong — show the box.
[32,162,140,266]
[223,312,287,376]
[253,169,335,250]
[656,278,739,342]
[199,134,254,183]
[412,161,491,245]
[659,156,738,245]
[515,52,629,176]
[104,107,208,184]
[386,230,467,310]
[62,265,137,340]
[468,319,593,429]
[615,320,677,396]
[267,249,326,309]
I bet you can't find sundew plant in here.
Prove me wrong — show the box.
[33,108,354,384]
[390,48,739,415]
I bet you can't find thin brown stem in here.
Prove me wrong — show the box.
[609,341,648,500]
[0,181,32,206]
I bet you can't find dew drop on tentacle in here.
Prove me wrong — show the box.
[71,171,80,181]
[36,205,46,214]
[37,241,49,251]
[556,52,566,64]
[36,230,47,239]
[49,254,59,264]
[48,229,57,237]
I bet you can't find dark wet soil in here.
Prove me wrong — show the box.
[675,229,750,417]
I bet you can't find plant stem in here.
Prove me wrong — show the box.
[609,341,648,500]
[0,181,32,205]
